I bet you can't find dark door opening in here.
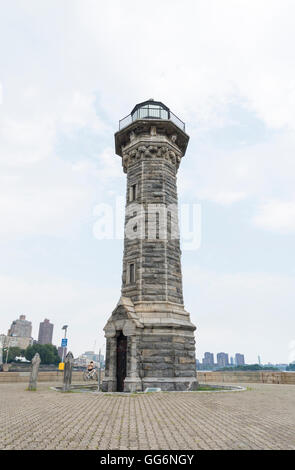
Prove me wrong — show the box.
[116,331,127,392]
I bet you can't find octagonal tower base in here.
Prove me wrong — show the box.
[101,297,198,393]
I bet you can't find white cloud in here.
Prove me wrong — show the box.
[183,266,295,363]
[71,147,121,181]
[0,165,91,239]
[253,200,295,234]
[67,0,295,130]
[0,87,121,240]
[1,1,295,228]
[59,91,108,135]
[95,147,122,180]
[179,131,295,235]
[2,0,295,129]
[0,146,123,240]
[0,117,55,166]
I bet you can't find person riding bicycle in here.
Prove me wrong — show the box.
[87,361,96,377]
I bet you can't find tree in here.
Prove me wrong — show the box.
[25,344,60,365]
[219,364,279,371]
[286,363,295,371]
[2,347,25,363]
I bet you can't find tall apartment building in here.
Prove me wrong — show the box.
[202,352,214,368]
[6,315,33,350]
[217,352,229,368]
[235,353,245,366]
[38,318,54,345]
[8,315,32,338]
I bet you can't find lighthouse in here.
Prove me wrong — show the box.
[102,100,198,392]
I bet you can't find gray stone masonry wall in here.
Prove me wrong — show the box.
[137,333,198,391]
[121,155,183,304]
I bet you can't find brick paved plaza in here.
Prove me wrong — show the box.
[0,382,294,450]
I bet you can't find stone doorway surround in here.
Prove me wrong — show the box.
[102,297,143,393]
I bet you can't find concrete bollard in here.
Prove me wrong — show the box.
[28,353,41,391]
[63,351,74,392]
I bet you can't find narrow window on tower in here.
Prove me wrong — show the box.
[167,211,171,240]
[129,184,137,202]
[129,263,135,284]
[156,212,160,239]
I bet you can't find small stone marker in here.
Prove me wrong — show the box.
[63,351,74,392]
[144,387,161,393]
[28,353,41,391]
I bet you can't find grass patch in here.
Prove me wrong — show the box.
[197,386,222,391]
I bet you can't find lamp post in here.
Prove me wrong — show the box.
[61,325,68,363]
[5,336,11,364]
[97,348,101,391]
[0,340,2,366]
[97,341,105,391]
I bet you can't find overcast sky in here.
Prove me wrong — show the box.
[0,0,294,364]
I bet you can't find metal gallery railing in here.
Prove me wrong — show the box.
[119,106,185,132]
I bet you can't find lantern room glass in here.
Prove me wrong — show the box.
[118,101,185,132]
[131,103,169,122]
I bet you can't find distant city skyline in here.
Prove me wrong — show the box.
[201,351,246,367]
[2,312,292,365]
[198,351,291,369]
[1,313,105,358]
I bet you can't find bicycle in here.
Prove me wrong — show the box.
[83,369,98,381]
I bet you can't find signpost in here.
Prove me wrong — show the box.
[0,336,3,366]
[61,325,68,363]
[97,348,101,391]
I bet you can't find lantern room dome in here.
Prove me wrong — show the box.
[131,99,170,121]
[119,99,185,132]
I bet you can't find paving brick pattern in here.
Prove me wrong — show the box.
[0,382,294,450]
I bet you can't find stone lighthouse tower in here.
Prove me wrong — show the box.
[102,100,198,392]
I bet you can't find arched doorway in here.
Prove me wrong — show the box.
[116,331,127,391]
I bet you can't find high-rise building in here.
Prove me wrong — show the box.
[6,315,33,349]
[202,352,214,368]
[235,353,245,366]
[2,335,33,350]
[217,352,229,368]
[38,318,54,345]
[8,315,32,338]
[102,100,198,392]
